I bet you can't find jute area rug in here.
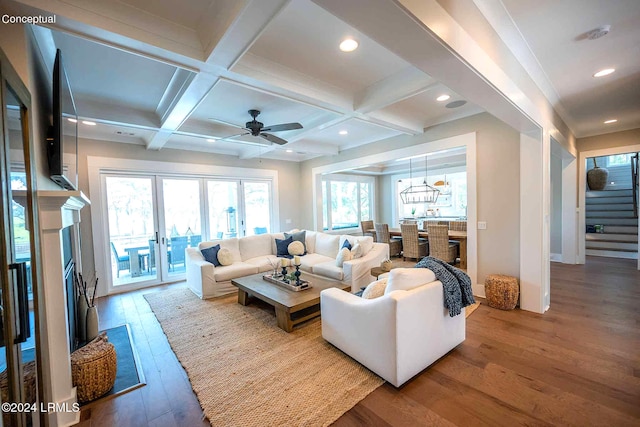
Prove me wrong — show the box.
[144,288,383,427]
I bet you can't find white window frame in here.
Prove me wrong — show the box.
[321,173,375,232]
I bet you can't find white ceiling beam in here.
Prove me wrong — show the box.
[355,112,423,135]
[74,98,160,130]
[355,67,437,113]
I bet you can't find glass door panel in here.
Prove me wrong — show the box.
[162,178,201,278]
[207,181,239,239]
[105,176,158,286]
[244,181,271,235]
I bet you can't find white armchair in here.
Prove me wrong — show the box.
[321,268,465,387]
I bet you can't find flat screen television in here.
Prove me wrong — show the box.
[47,49,78,190]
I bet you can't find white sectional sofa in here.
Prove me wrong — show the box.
[185,230,389,299]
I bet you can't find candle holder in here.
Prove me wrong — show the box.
[281,265,288,277]
[294,265,301,286]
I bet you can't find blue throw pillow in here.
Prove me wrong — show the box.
[284,230,307,254]
[342,239,352,251]
[275,236,294,258]
[201,244,221,267]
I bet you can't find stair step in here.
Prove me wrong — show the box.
[585,203,635,211]
[586,241,639,250]
[587,189,634,197]
[586,211,636,218]
[585,249,638,259]
[585,196,634,204]
[586,218,638,226]
[604,226,639,234]
[586,233,639,242]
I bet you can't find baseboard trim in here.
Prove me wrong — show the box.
[550,253,562,262]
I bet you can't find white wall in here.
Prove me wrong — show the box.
[550,153,563,257]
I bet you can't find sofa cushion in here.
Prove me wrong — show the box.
[275,236,293,258]
[239,234,273,261]
[311,261,344,281]
[305,231,317,254]
[351,243,363,259]
[245,255,280,273]
[299,253,334,272]
[341,239,352,251]
[315,233,340,258]
[271,232,285,255]
[339,235,374,256]
[362,278,388,299]
[213,262,258,282]
[201,244,221,267]
[335,247,352,267]
[217,248,233,266]
[384,268,437,295]
[284,230,307,253]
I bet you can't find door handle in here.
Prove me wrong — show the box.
[9,262,30,344]
[155,231,159,244]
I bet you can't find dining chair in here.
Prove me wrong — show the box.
[110,242,130,278]
[360,220,375,241]
[421,220,440,231]
[400,223,428,261]
[426,224,457,264]
[374,223,403,257]
[449,221,467,231]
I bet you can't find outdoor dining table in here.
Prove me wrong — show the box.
[125,246,149,277]
[368,228,468,269]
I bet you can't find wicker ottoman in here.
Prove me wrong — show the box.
[485,274,519,310]
[71,332,117,403]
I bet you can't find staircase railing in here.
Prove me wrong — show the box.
[632,152,639,218]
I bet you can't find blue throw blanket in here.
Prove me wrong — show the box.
[415,257,475,317]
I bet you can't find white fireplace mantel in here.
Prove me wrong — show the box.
[37,190,90,427]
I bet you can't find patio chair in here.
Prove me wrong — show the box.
[168,236,188,271]
[374,223,403,257]
[110,242,130,278]
[253,227,268,235]
[189,234,202,247]
[400,223,428,261]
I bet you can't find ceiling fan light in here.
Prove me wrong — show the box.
[339,38,358,52]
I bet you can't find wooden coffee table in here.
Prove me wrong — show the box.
[232,272,350,332]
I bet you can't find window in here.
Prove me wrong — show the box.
[607,153,632,166]
[396,171,467,220]
[322,175,374,231]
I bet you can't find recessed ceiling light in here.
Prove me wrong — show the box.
[339,130,348,135]
[206,138,216,142]
[604,119,617,124]
[593,68,615,77]
[436,94,450,102]
[82,120,96,126]
[339,39,358,52]
[67,118,77,123]
[286,149,293,153]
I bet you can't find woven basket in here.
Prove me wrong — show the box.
[485,274,519,310]
[587,166,608,191]
[71,332,117,403]
[0,360,37,405]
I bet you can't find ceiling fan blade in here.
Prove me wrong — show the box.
[217,132,250,142]
[260,133,288,145]
[261,122,303,133]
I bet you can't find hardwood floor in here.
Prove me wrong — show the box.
[76,256,640,426]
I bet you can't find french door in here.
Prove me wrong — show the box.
[103,175,272,290]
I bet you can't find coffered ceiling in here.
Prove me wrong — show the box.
[1,0,638,162]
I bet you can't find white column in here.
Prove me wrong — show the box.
[37,191,90,427]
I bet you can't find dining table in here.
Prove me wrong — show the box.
[368,228,468,269]
[125,246,149,277]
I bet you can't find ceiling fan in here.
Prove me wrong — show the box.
[219,109,302,145]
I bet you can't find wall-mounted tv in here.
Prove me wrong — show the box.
[47,49,78,190]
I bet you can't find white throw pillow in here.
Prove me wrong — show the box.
[384,268,436,295]
[335,247,352,267]
[355,236,374,255]
[362,279,387,299]
[288,240,305,256]
[351,243,363,259]
[217,248,234,266]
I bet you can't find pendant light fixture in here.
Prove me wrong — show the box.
[399,155,440,204]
